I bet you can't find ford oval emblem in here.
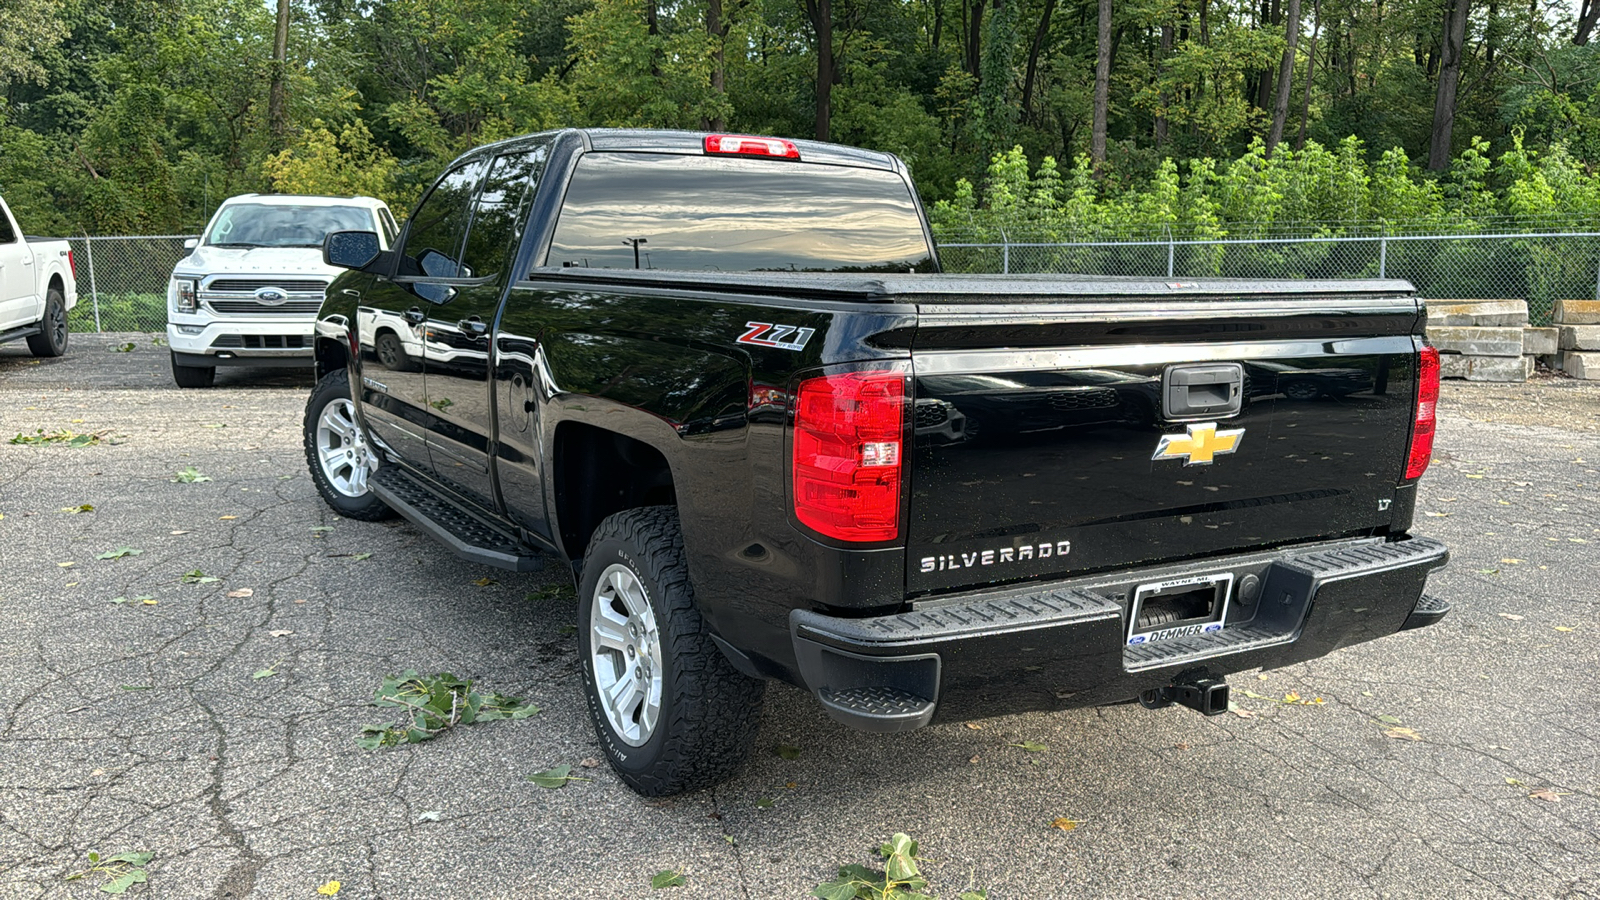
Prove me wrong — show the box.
[254,287,289,306]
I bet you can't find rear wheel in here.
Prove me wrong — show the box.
[579,507,764,796]
[303,369,393,520]
[170,352,215,388]
[25,288,68,358]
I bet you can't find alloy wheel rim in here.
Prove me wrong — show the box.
[315,397,377,497]
[50,300,66,347]
[589,563,664,747]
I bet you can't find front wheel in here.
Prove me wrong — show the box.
[26,289,69,357]
[579,507,764,796]
[170,352,215,388]
[303,369,393,520]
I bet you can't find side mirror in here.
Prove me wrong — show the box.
[183,237,198,250]
[324,230,381,270]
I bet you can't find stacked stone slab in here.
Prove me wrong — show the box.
[1554,300,1600,380]
[1425,299,1531,382]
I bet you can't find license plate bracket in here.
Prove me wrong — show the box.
[1126,572,1233,646]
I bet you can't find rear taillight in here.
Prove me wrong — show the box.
[792,370,906,542]
[704,134,801,159]
[1405,345,1440,480]
[67,249,76,279]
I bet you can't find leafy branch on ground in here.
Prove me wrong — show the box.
[65,850,152,894]
[171,467,211,483]
[814,834,987,900]
[357,670,539,749]
[10,429,107,447]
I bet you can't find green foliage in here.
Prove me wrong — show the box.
[1,0,1595,238]
[263,120,407,206]
[357,670,539,749]
[932,137,1600,244]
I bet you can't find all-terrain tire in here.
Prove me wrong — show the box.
[579,506,765,796]
[170,352,215,388]
[25,288,69,357]
[303,369,394,521]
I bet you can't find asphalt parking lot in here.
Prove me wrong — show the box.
[1,335,1597,899]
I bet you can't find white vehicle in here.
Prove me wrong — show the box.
[167,194,396,387]
[0,195,78,357]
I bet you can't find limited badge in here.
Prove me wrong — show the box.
[1152,422,1244,466]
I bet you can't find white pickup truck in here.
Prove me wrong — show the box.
[0,195,78,357]
[167,193,396,387]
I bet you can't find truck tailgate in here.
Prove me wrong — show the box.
[904,280,1424,596]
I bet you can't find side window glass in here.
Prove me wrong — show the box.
[460,144,549,280]
[402,159,487,281]
[0,211,14,244]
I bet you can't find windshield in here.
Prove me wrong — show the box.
[205,203,374,249]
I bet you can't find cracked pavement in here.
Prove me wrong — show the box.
[1,335,1597,899]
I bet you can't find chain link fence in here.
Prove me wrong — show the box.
[66,235,196,333]
[939,232,1600,326]
[68,231,1600,331]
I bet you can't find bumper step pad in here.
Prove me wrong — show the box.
[1401,593,1451,630]
[369,466,543,572]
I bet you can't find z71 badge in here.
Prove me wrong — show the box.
[737,321,815,351]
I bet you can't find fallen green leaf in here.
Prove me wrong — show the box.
[96,546,142,560]
[525,764,580,789]
[1011,740,1048,752]
[650,870,686,889]
[775,743,802,760]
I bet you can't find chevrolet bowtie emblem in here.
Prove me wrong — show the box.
[1152,422,1245,466]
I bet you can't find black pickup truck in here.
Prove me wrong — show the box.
[304,129,1449,796]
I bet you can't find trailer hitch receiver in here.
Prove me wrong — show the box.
[1139,673,1230,716]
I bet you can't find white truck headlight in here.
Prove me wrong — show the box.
[174,278,199,313]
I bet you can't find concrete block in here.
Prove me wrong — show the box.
[1523,327,1560,356]
[1562,352,1600,380]
[1558,325,1600,350]
[1426,326,1527,357]
[1552,299,1600,325]
[1424,299,1529,327]
[1438,353,1532,382]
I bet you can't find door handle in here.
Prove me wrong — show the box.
[21,257,33,266]
[403,307,426,324]
[458,316,487,335]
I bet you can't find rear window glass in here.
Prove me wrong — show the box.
[545,153,932,273]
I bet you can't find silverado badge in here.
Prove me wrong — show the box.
[1152,422,1244,466]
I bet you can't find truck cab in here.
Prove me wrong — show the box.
[166,194,396,387]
